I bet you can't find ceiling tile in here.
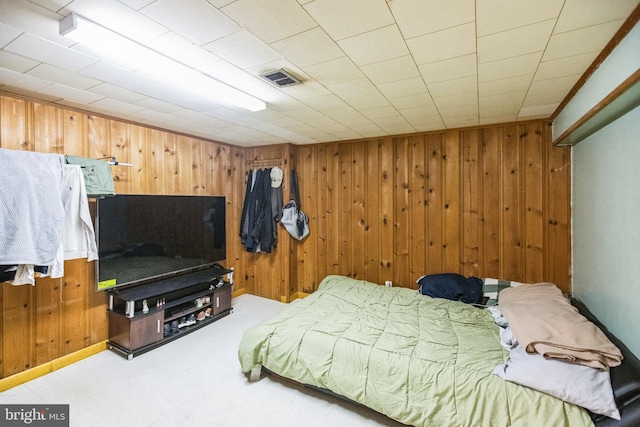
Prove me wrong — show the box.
[280,80,332,100]
[81,62,142,90]
[140,0,239,45]
[146,32,221,69]
[221,0,317,44]
[380,122,414,134]
[522,91,566,107]
[441,112,478,128]
[390,0,474,39]
[378,76,428,99]
[26,63,101,90]
[480,103,521,118]
[542,21,624,62]
[282,106,323,120]
[1,1,67,42]
[388,93,435,109]
[478,52,542,82]
[327,78,379,100]
[407,22,476,65]
[303,57,364,86]
[204,31,281,69]
[398,104,439,119]
[303,0,394,41]
[479,113,517,124]
[5,33,97,71]
[359,105,402,120]
[128,108,177,124]
[0,22,22,47]
[0,67,52,92]
[348,121,384,134]
[554,0,639,33]
[88,83,149,103]
[0,51,40,73]
[476,0,563,37]
[434,91,477,109]
[117,0,155,10]
[270,27,344,68]
[408,116,445,132]
[27,0,73,12]
[419,54,476,84]
[477,20,555,63]
[302,114,340,128]
[360,55,420,85]
[518,103,558,119]
[527,74,581,96]
[89,97,145,114]
[346,93,393,110]
[327,108,366,123]
[39,83,104,104]
[479,91,526,112]
[204,60,263,87]
[208,0,236,7]
[338,25,409,66]
[479,75,532,97]
[300,93,349,110]
[535,51,599,80]
[428,76,477,98]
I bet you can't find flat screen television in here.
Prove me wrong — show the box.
[96,194,226,291]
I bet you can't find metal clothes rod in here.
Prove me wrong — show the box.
[250,158,283,168]
[99,156,133,167]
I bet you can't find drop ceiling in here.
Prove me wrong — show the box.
[0,0,638,147]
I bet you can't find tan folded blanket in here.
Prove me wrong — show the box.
[499,283,623,370]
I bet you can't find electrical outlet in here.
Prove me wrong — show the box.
[385,280,392,287]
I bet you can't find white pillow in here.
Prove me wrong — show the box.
[493,345,620,420]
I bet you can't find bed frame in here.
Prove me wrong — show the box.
[571,299,640,426]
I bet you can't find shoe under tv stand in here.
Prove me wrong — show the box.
[107,265,233,359]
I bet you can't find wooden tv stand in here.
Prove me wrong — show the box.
[107,265,233,359]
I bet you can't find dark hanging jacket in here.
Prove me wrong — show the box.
[240,169,275,253]
[239,169,254,248]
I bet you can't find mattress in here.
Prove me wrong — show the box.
[238,275,594,427]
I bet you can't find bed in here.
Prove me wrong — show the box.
[238,275,640,427]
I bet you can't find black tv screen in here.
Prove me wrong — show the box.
[96,194,226,291]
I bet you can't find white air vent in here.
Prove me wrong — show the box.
[259,69,302,88]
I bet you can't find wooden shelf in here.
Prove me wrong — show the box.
[107,267,233,359]
[554,69,640,146]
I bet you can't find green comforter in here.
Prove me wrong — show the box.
[238,275,593,427]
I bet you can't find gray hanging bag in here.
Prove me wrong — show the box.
[281,169,309,240]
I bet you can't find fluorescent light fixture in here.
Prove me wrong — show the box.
[59,13,266,112]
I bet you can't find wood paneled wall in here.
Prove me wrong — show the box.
[0,92,572,381]
[292,121,571,294]
[0,95,247,379]
[242,145,294,302]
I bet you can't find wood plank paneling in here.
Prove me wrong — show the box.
[481,128,501,277]
[1,91,571,380]
[0,94,248,379]
[291,120,571,293]
[522,123,545,282]
[426,133,445,274]
[461,130,480,277]
[364,140,382,282]
[34,278,61,367]
[395,137,410,285]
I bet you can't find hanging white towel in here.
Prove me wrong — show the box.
[10,264,36,286]
[49,164,99,278]
[0,148,65,265]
